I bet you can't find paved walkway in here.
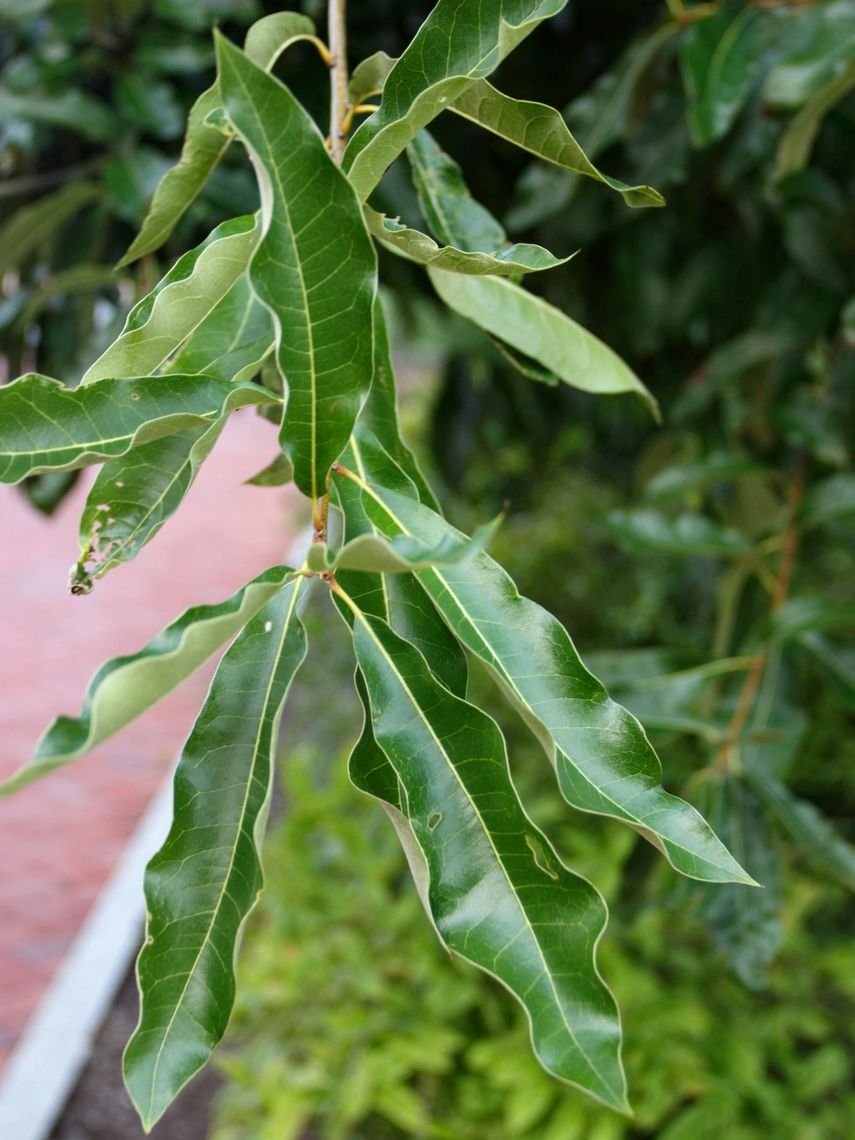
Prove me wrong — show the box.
[0,412,302,1071]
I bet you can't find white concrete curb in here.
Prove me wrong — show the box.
[0,525,315,1139]
[0,775,174,1140]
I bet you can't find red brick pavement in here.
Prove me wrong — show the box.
[0,411,303,1071]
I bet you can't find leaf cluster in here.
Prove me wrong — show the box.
[2,1,851,1132]
[426,0,855,990]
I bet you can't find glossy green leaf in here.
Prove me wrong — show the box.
[0,566,297,794]
[118,12,316,265]
[745,769,855,890]
[333,435,466,817]
[428,269,658,415]
[348,50,395,106]
[679,7,761,147]
[357,295,439,512]
[217,34,377,504]
[449,79,664,207]
[313,513,499,574]
[76,425,225,584]
[0,372,275,485]
[366,206,566,276]
[343,600,627,1111]
[409,127,549,255]
[164,271,273,382]
[490,338,560,385]
[23,470,79,517]
[0,181,100,278]
[76,270,276,585]
[245,452,293,487]
[116,85,223,267]
[84,215,260,386]
[124,578,308,1130]
[342,0,570,200]
[341,455,753,885]
[775,58,855,180]
[605,509,752,558]
[506,22,678,229]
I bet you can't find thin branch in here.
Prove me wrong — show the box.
[328,0,349,165]
[716,451,806,770]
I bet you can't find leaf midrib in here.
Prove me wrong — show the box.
[228,64,319,506]
[3,408,218,464]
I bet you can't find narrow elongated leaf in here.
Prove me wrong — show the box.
[366,207,567,275]
[605,509,752,557]
[357,294,439,511]
[775,58,855,181]
[346,603,627,1111]
[245,452,293,487]
[118,12,316,265]
[217,35,377,504]
[342,0,569,200]
[449,80,664,207]
[164,271,273,382]
[0,181,100,277]
[745,769,855,890]
[333,436,466,815]
[0,372,275,484]
[491,338,560,385]
[124,579,308,1130]
[78,273,276,583]
[409,128,510,250]
[84,215,260,386]
[507,24,678,228]
[348,50,395,105]
[0,566,296,794]
[313,513,499,574]
[76,425,224,583]
[341,451,753,884]
[428,269,658,415]
[679,7,761,147]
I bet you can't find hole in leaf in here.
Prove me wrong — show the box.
[427,811,443,831]
[525,834,558,879]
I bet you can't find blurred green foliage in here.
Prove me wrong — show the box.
[212,750,855,1140]
[423,0,855,991]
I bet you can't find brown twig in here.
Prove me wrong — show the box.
[716,451,806,770]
